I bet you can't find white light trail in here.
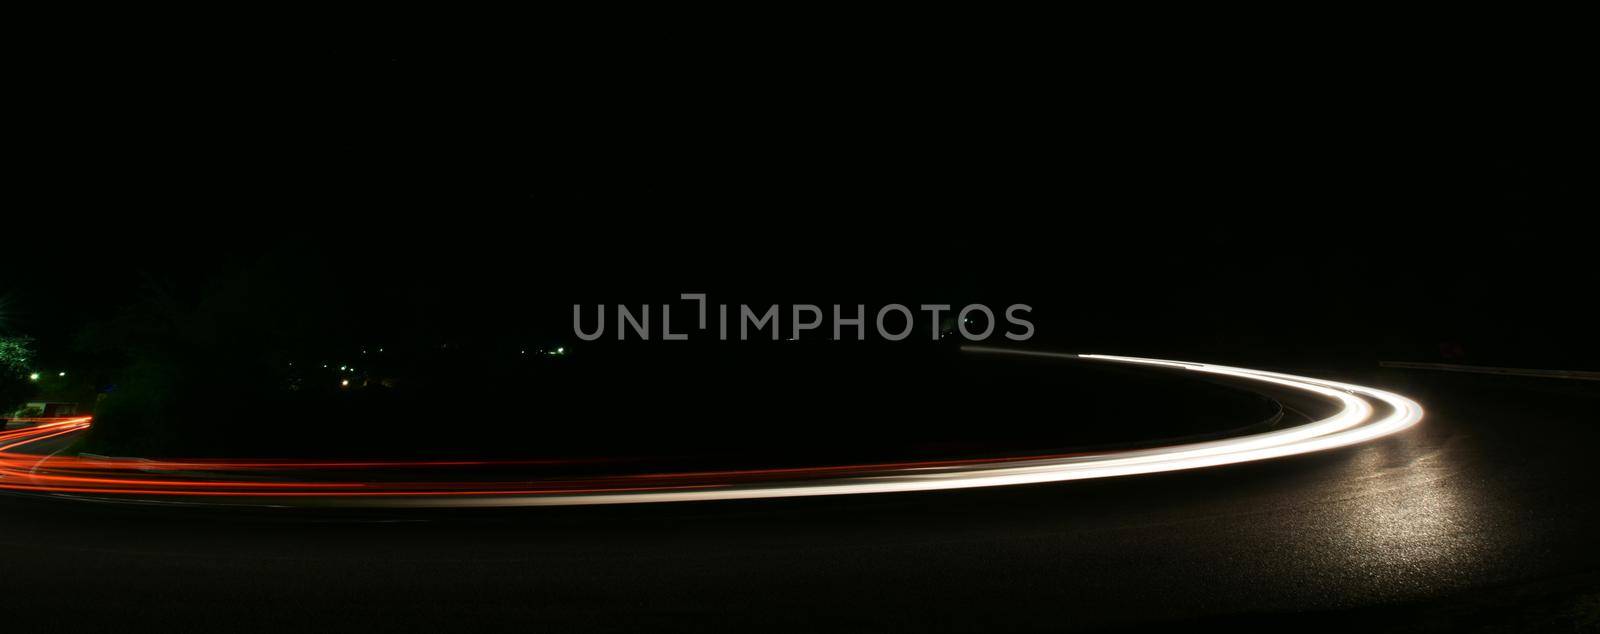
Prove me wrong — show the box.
[405,348,1424,507]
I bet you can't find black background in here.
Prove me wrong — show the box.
[7,40,1590,372]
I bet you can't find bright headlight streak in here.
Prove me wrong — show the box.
[0,352,1423,508]
[382,350,1423,507]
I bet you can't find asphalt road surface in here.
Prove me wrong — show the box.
[1,369,1596,632]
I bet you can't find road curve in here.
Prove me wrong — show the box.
[0,348,1421,507]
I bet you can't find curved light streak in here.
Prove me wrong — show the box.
[0,349,1422,507]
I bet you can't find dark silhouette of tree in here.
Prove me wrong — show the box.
[0,335,35,415]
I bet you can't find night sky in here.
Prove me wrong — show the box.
[5,46,1593,371]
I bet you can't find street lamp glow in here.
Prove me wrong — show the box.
[29,372,39,381]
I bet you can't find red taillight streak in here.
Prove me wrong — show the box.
[2,417,1038,499]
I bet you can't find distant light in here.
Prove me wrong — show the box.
[339,365,347,371]
[556,347,565,354]
[58,371,66,377]
[340,379,350,387]
[29,372,39,381]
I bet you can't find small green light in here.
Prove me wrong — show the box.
[29,372,40,381]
